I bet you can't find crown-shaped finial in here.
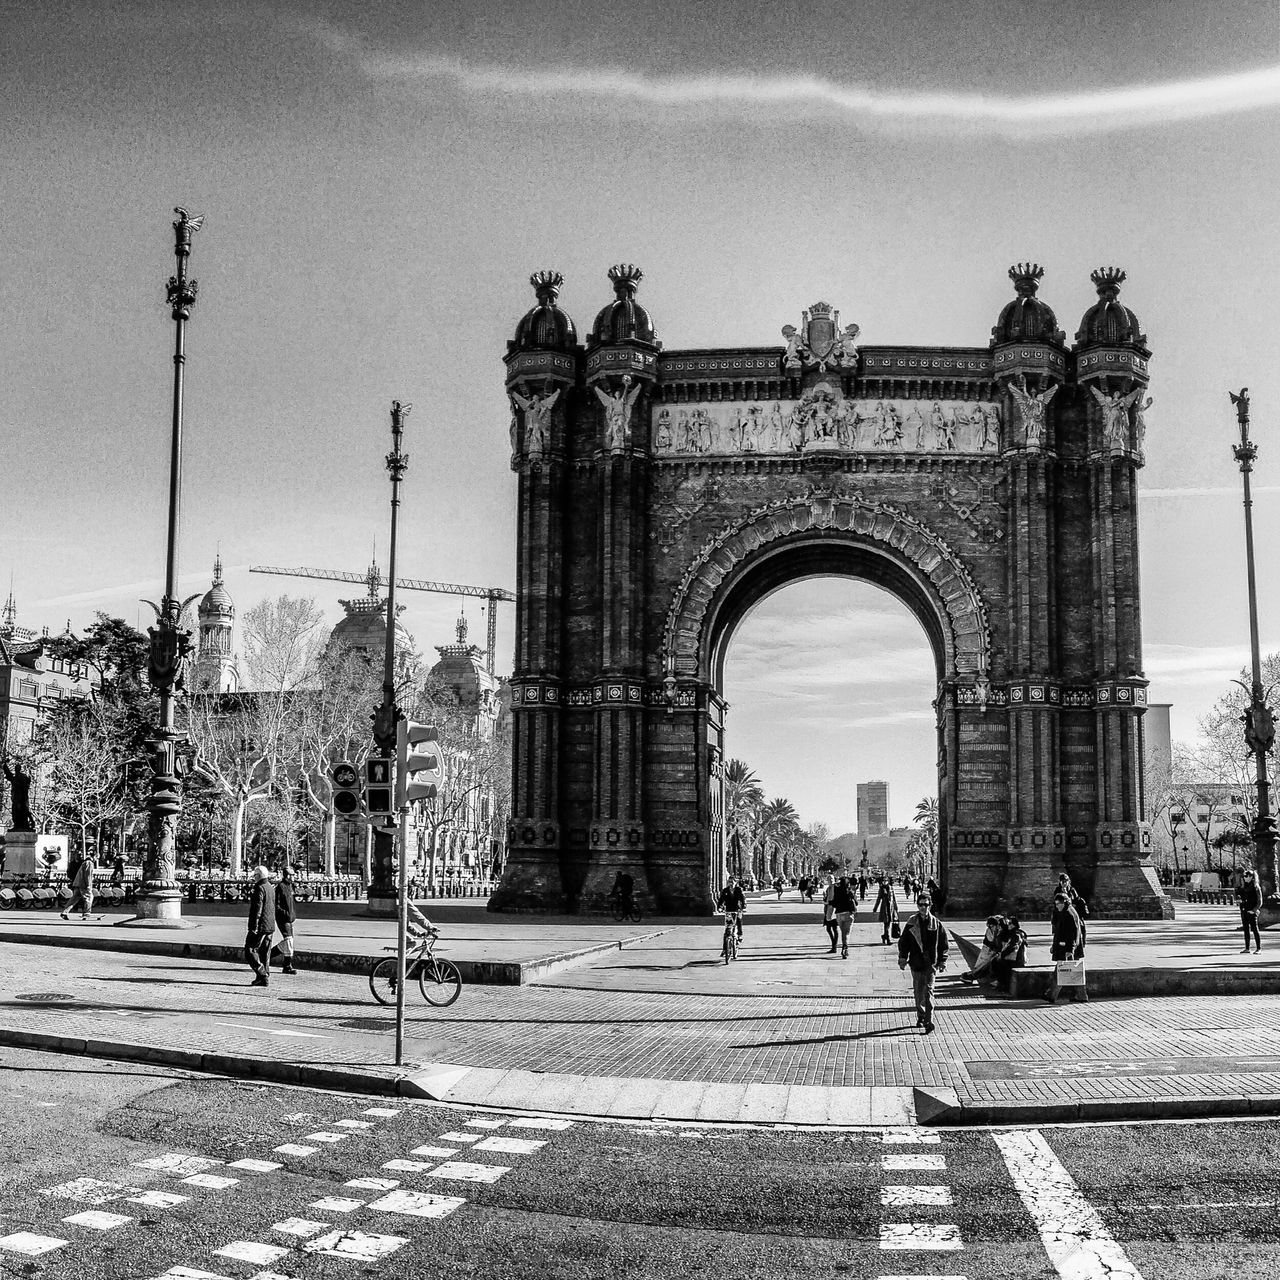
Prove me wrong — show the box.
[530,270,563,304]
[1008,263,1045,296]
[607,263,643,297]
[1090,266,1126,298]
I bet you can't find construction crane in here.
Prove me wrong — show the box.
[249,563,515,673]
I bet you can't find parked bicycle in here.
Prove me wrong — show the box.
[720,910,742,964]
[369,927,462,1007]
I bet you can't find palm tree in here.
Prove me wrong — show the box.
[758,796,800,880]
[723,759,763,879]
[913,795,939,880]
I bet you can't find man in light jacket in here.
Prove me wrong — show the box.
[897,893,948,1033]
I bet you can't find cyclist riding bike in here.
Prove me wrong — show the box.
[714,875,747,945]
[610,869,635,915]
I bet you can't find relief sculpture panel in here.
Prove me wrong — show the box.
[653,383,1002,458]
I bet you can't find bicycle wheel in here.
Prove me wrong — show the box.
[419,957,462,1007]
[722,930,733,964]
[627,907,643,923]
[369,957,401,1006]
[611,899,626,922]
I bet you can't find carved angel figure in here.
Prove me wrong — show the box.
[594,376,642,450]
[511,385,561,457]
[1090,384,1141,451]
[1134,395,1152,456]
[1009,376,1058,448]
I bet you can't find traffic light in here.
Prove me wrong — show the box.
[396,720,442,807]
[365,757,394,817]
[329,760,360,818]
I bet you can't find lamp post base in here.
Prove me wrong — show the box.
[115,888,196,929]
[366,893,399,919]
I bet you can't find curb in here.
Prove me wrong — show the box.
[0,928,669,986]
[912,1084,1280,1127]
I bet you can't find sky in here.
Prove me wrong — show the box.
[4,0,1280,833]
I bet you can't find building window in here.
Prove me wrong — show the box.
[18,680,37,700]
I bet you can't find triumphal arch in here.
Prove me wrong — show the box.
[490,262,1170,919]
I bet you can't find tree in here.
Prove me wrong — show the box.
[36,699,129,856]
[757,797,800,880]
[723,759,763,878]
[912,796,939,880]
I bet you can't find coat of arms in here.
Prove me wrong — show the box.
[782,301,860,373]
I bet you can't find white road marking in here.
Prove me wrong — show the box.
[880,1130,942,1144]
[273,1144,319,1157]
[427,1161,510,1184]
[41,1177,138,1203]
[128,1190,190,1208]
[282,1112,315,1122]
[1132,1200,1280,1210]
[333,1120,374,1130]
[62,1210,133,1230]
[136,1154,223,1175]
[438,1131,481,1143]
[229,1159,282,1173]
[214,1021,326,1039]
[877,1275,968,1280]
[383,1159,435,1173]
[311,1197,365,1213]
[182,1174,240,1190]
[302,1132,347,1143]
[345,1176,399,1191]
[214,1241,290,1266]
[363,1107,401,1117]
[508,1117,573,1130]
[367,1189,468,1219]
[994,1129,1144,1280]
[271,1218,330,1238]
[247,1272,292,1280]
[302,1229,409,1260]
[0,1232,68,1256]
[473,1136,547,1155]
[883,1153,946,1171]
[880,1223,964,1251]
[412,1144,463,1157]
[150,1268,235,1280]
[881,1185,954,1207]
[464,1118,505,1129]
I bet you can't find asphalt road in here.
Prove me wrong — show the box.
[0,1050,1277,1279]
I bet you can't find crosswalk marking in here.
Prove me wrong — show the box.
[303,1131,348,1143]
[273,1143,318,1157]
[881,1185,954,1207]
[427,1161,509,1184]
[214,1241,289,1266]
[311,1197,365,1213]
[181,1174,239,1190]
[62,1210,132,1230]
[880,1130,942,1144]
[345,1176,399,1191]
[128,1190,189,1208]
[877,1274,968,1279]
[368,1189,468,1219]
[411,1144,464,1157]
[41,1177,137,1203]
[333,1120,374,1130]
[438,1131,482,1143]
[229,1159,282,1172]
[136,1154,222,1175]
[473,1136,547,1155]
[383,1158,435,1172]
[508,1117,573,1130]
[0,1232,68,1256]
[880,1223,964,1251]
[883,1153,946,1171]
[363,1107,401,1117]
[302,1229,409,1260]
[464,1117,505,1129]
[272,1218,329,1238]
[150,1268,235,1280]
[994,1130,1144,1280]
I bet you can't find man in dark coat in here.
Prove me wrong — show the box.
[1237,868,1263,953]
[273,863,298,975]
[245,865,276,987]
[897,893,948,1033]
[1044,890,1087,1003]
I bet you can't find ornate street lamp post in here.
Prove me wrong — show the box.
[368,402,409,912]
[129,208,204,926]
[1230,388,1278,900]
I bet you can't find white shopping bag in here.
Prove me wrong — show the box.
[1055,958,1086,987]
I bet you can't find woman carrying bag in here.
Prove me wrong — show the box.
[821,876,839,954]
[872,877,899,945]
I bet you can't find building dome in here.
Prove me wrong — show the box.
[1075,267,1145,347]
[511,271,577,353]
[198,556,234,620]
[991,263,1065,345]
[589,264,657,347]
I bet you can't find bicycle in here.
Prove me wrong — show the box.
[369,928,462,1008]
[720,910,742,964]
[609,891,642,923]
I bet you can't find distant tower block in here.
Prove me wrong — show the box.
[195,556,239,693]
[857,781,890,836]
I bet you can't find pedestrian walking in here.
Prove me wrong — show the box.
[272,863,298,975]
[897,893,948,1033]
[772,874,784,900]
[1237,869,1263,953]
[872,877,899,944]
[832,874,857,959]
[245,865,276,988]
[857,873,869,903]
[821,875,839,953]
[110,854,125,887]
[61,851,97,920]
[1044,890,1087,1003]
[1057,873,1089,919]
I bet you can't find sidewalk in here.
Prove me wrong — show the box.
[2,896,1280,1128]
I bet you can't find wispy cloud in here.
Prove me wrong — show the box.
[305,22,1280,137]
[29,567,250,610]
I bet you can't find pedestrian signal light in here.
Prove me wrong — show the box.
[329,759,361,817]
[365,757,394,817]
[396,720,442,807]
